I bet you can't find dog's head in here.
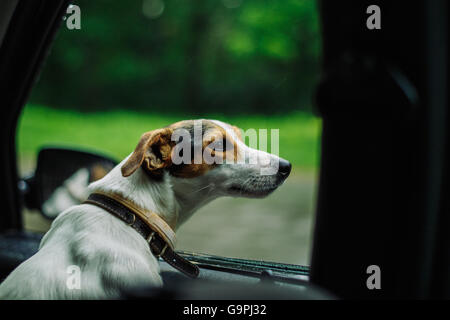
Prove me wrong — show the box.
[121,119,291,200]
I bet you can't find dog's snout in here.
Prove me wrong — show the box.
[278,159,292,177]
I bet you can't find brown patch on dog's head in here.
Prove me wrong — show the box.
[122,120,243,179]
[167,120,241,179]
[121,128,175,177]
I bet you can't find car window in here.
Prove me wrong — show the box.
[16,0,321,266]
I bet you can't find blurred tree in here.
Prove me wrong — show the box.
[29,0,321,115]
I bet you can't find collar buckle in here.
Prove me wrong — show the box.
[147,231,169,258]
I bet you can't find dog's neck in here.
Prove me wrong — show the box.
[88,157,181,230]
[87,155,219,230]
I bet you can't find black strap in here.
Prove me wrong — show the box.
[84,192,199,278]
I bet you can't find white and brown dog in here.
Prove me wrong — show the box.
[0,119,291,299]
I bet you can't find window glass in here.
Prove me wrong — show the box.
[17,0,321,265]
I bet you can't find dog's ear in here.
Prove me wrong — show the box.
[121,128,174,177]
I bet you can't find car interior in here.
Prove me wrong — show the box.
[0,0,448,300]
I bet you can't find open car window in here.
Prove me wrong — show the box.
[17,0,321,267]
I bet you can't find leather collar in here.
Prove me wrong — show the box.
[84,191,199,278]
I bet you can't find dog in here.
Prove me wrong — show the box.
[0,119,291,299]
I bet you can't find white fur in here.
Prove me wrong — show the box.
[0,120,289,299]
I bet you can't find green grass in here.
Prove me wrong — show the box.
[17,105,321,170]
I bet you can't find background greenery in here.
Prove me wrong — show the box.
[20,0,322,170]
[18,104,320,169]
[29,0,321,115]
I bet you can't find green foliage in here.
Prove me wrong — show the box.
[29,0,321,114]
[18,105,321,169]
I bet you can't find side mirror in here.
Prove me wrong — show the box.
[23,147,118,220]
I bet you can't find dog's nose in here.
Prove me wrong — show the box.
[278,159,292,177]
